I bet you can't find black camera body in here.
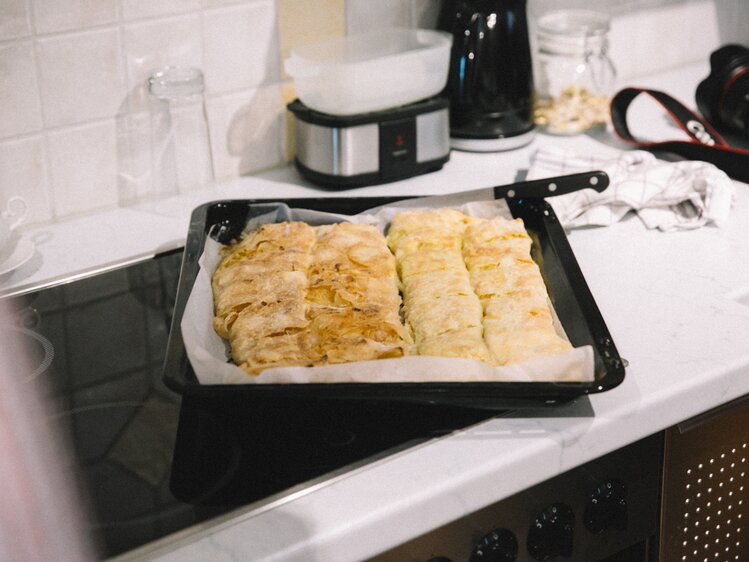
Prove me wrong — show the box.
[696,44,749,140]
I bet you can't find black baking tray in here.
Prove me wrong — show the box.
[162,192,625,410]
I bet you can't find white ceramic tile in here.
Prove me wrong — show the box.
[609,0,720,80]
[410,0,441,29]
[670,0,724,65]
[205,85,284,180]
[121,0,201,21]
[31,0,118,34]
[719,0,749,44]
[47,121,119,217]
[199,0,244,7]
[202,1,279,94]
[0,43,43,139]
[0,136,53,225]
[36,28,126,128]
[115,96,155,204]
[0,0,30,40]
[123,14,203,90]
[345,0,410,34]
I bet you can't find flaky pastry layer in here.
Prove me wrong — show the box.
[212,209,573,377]
[212,221,410,375]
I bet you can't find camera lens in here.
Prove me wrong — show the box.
[696,44,749,139]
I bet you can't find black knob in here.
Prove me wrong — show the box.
[526,503,574,560]
[426,558,453,562]
[469,528,518,562]
[584,479,627,534]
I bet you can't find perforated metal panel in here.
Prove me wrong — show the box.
[660,397,749,562]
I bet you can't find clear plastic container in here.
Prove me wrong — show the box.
[284,28,452,116]
[534,10,616,135]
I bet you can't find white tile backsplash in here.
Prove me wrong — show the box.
[345,0,411,34]
[203,1,279,94]
[0,136,53,225]
[206,85,284,180]
[610,0,721,80]
[48,121,119,216]
[0,0,746,225]
[0,0,287,224]
[200,0,246,7]
[122,0,201,21]
[410,0,442,29]
[36,28,126,128]
[30,0,118,34]
[0,0,31,40]
[0,43,43,139]
[123,14,203,90]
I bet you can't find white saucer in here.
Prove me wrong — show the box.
[0,236,35,277]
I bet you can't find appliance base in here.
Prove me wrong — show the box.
[450,129,536,152]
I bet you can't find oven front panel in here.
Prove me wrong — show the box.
[369,433,663,562]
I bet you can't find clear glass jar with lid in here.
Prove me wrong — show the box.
[533,10,616,135]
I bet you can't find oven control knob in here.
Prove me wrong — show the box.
[526,503,574,560]
[584,479,627,534]
[469,528,518,562]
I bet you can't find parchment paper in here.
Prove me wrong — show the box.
[181,191,594,385]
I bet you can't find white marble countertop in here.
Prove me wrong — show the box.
[6,63,749,561]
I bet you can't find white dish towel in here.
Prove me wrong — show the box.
[526,146,735,231]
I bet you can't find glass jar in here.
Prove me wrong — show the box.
[147,66,214,195]
[533,10,616,135]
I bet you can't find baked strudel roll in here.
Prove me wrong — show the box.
[212,222,318,374]
[388,208,571,366]
[212,221,410,375]
[462,216,572,364]
[307,222,411,365]
[387,209,494,363]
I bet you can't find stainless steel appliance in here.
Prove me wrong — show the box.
[287,96,450,188]
[659,395,749,561]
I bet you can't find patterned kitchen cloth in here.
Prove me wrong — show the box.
[526,146,735,231]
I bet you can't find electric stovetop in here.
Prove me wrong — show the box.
[10,250,492,559]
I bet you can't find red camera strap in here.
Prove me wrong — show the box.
[610,87,749,183]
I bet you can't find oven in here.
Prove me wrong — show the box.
[7,248,661,562]
[7,245,747,561]
[6,250,495,559]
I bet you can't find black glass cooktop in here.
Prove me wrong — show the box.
[9,250,492,559]
[8,251,230,557]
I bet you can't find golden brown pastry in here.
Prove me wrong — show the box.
[307,222,411,365]
[212,221,315,339]
[387,209,494,363]
[462,216,572,364]
[211,210,573,378]
[389,208,571,366]
[212,222,319,374]
[212,220,410,375]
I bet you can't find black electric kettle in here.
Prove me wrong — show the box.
[438,0,535,151]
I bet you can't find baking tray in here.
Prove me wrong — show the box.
[162,189,625,410]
